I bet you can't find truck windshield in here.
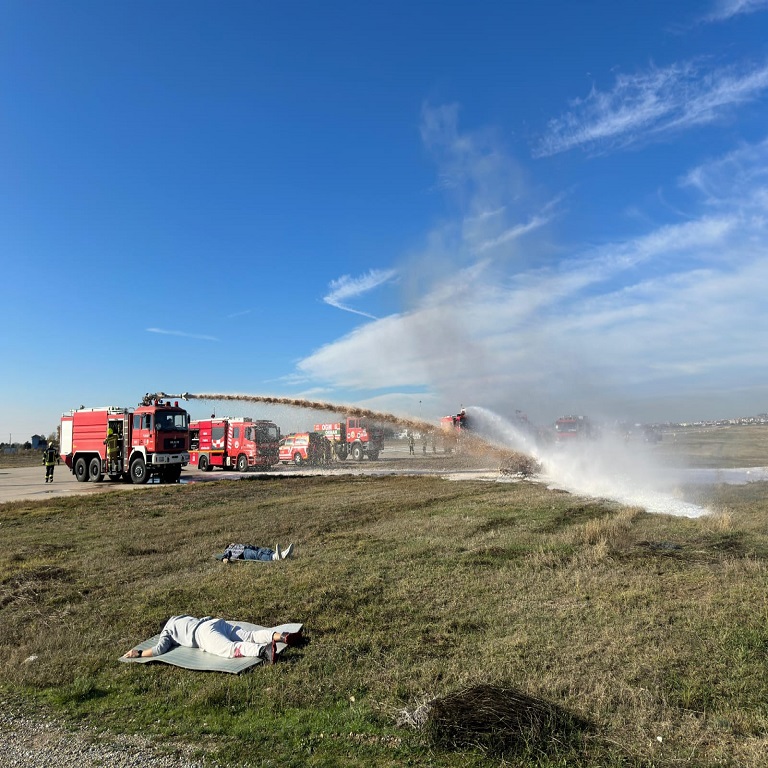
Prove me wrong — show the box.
[253,424,279,442]
[155,411,189,431]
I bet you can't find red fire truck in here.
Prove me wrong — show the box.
[439,408,470,452]
[440,408,470,432]
[60,396,190,484]
[189,417,280,471]
[554,415,592,442]
[313,417,384,461]
[279,432,329,465]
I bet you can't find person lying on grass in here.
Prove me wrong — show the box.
[122,615,302,663]
[215,542,294,562]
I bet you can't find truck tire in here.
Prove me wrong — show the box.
[130,457,149,485]
[236,454,248,472]
[368,451,379,461]
[88,457,103,482]
[293,453,303,466]
[351,444,364,461]
[198,455,211,472]
[74,457,89,482]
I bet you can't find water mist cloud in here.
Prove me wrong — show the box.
[468,407,708,518]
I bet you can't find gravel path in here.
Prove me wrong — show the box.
[0,704,219,767]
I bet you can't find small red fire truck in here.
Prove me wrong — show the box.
[439,408,470,452]
[440,408,470,432]
[60,396,190,484]
[189,417,280,471]
[313,417,384,461]
[554,415,592,442]
[278,432,329,465]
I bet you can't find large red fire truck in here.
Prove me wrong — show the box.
[60,395,190,484]
[189,417,280,471]
[313,417,384,461]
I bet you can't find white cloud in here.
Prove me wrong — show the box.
[146,328,219,341]
[535,60,768,157]
[297,110,768,425]
[473,214,551,254]
[703,0,768,22]
[681,137,768,206]
[323,269,398,319]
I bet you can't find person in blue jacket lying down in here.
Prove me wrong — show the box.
[216,542,294,562]
[122,615,303,663]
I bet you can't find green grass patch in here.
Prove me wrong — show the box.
[1,472,768,766]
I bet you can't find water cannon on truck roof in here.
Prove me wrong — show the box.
[140,392,190,406]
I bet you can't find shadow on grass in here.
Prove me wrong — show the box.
[50,676,109,706]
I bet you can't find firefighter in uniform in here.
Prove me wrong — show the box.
[104,428,120,474]
[43,442,60,483]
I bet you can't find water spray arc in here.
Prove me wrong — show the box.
[177,392,441,435]
[144,392,530,462]
[156,391,519,466]
[151,391,706,517]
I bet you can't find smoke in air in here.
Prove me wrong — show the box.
[178,392,707,518]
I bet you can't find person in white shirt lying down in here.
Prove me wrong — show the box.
[122,615,303,663]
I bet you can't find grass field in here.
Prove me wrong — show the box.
[653,425,768,469]
[1,428,767,766]
[0,448,47,468]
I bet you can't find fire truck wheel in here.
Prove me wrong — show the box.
[236,454,248,472]
[130,457,150,485]
[368,451,379,461]
[293,453,303,466]
[88,457,103,482]
[351,444,364,461]
[198,455,211,472]
[74,457,89,482]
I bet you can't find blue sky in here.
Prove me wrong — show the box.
[3,0,768,441]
